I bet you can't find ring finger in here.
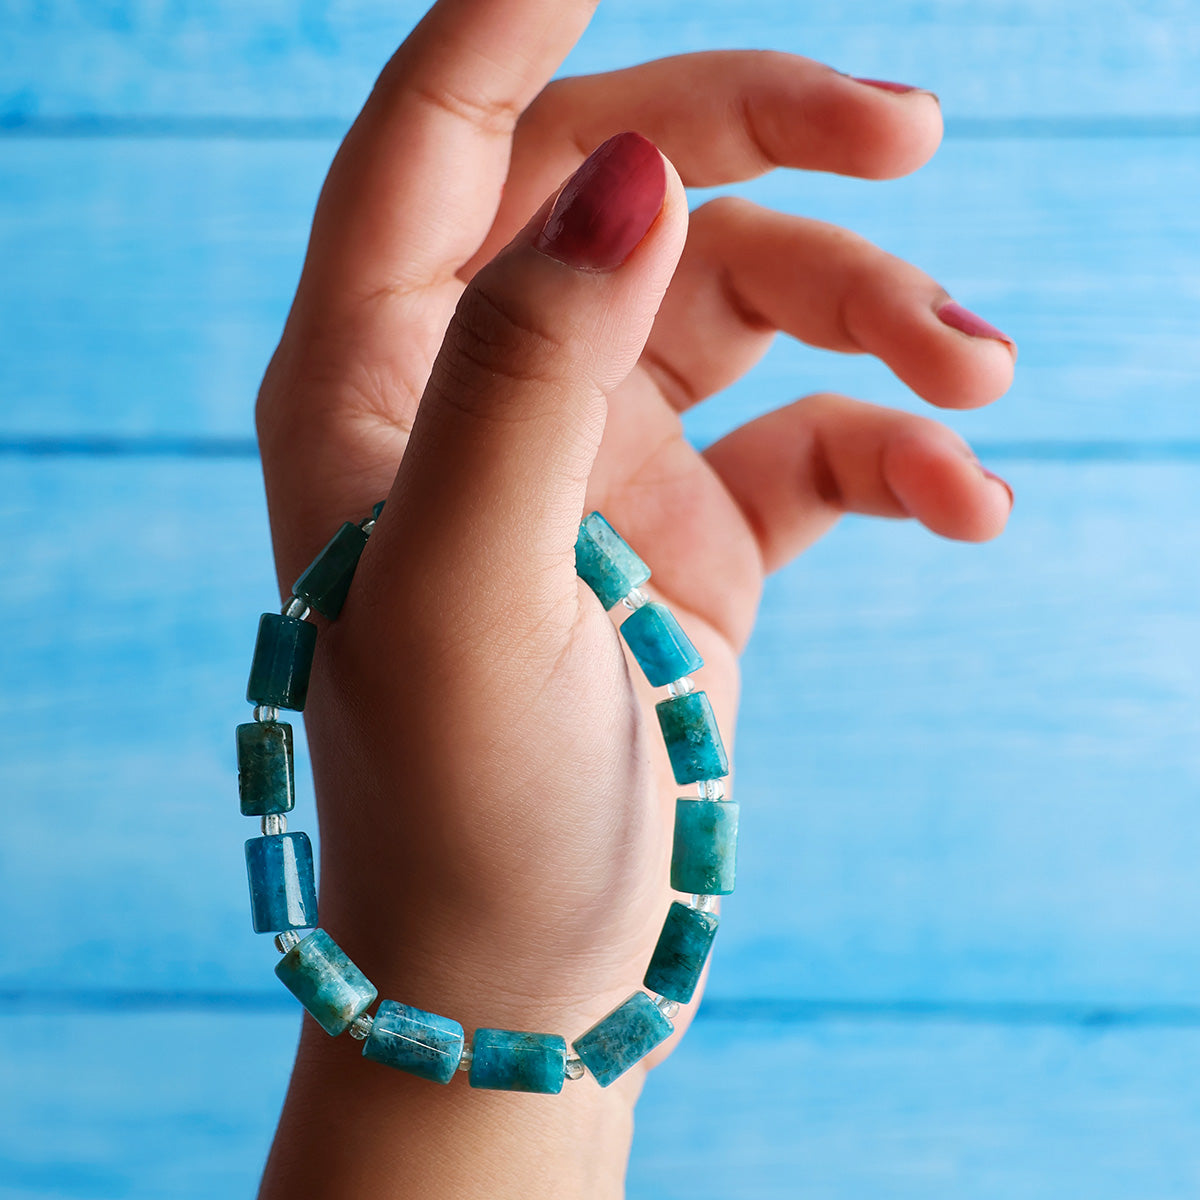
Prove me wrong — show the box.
[640,195,1017,414]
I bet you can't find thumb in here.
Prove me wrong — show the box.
[377,132,687,633]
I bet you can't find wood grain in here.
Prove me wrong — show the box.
[1,138,1198,444]
[3,2,1198,1195]
[5,1010,1200,1199]
[3,2,1200,120]
[5,458,1200,1008]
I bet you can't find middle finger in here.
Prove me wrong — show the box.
[462,49,942,274]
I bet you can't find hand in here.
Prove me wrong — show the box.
[255,2,1015,1196]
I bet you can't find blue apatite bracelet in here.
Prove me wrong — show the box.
[239,507,735,1092]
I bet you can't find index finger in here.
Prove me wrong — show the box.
[463,51,942,275]
[298,0,600,306]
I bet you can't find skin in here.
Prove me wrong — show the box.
[255,2,1016,1196]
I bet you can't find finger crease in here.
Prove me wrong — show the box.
[808,430,844,511]
[355,268,461,313]
[437,347,569,407]
[619,426,692,497]
[832,284,864,355]
[640,347,700,413]
[410,78,524,140]
[736,91,779,175]
[717,263,773,334]
[458,282,571,365]
[561,119,593,162]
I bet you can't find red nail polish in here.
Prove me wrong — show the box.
[852,77,920,93]
[980,466,1014,506]
[937,300,1015,349]
[535,132,666,271]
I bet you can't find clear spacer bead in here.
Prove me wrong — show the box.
[275,930,301,954]
[348,1013,374,1041]
[666,676,695,697]
[690,894,718,912]
[697,778,726,801]
[651,995,680,1020]
[253,704,279,724]
[621,587,650,611]
[282,596,311,620]
[360,518,376,535]
[261,813,287,836]
[564,1054,586,1081]
[457,1041,474,1073]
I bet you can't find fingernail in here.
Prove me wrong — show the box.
[937,300,1015,350]
[851,77,922,94]
[535,131,667,271]
[980,465,1014,506]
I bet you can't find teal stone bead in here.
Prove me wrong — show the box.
[362,1000,464,1084]
[246,613,317,711]
[274,929,377,1036]
[655,690,728,784]
[574,511,650,610]
[620,601,703,687]
[670,799,739,895]
[292,521,369,620]
[371,499,386,521]
[244,832,317,932]
[468,1029,566,1095]
[235,721,294,816]
[572,992,673,1088]
[643,901,720,1004]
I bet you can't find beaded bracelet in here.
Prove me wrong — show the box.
[238,507,736,1092]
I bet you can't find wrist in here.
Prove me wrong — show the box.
[259,1019,637,1200]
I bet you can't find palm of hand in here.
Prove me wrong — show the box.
[277,276,758,1068]
[257,18,1014,1092]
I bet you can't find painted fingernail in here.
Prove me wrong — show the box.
[535,131,667,271]
[980,465,1014,506]
[937,300,1015,350]
[851,77,922,94]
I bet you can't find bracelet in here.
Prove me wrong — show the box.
[237,506,735,1092]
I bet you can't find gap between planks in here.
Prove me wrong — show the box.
[7,989,1200,1029]
[4,115,1200,140]
[6,435,1200,462]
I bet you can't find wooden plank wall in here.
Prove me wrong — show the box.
[4,2,1200,1196]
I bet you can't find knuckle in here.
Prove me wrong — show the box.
[441,276,573,401]
[691,194,760,229]
[519,80,591,159]
[794,391,849,421]
[688,196,766,267]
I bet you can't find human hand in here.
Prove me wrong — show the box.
[255,2,1015,1195]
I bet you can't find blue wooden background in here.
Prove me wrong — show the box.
[4,2,1200,1196]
